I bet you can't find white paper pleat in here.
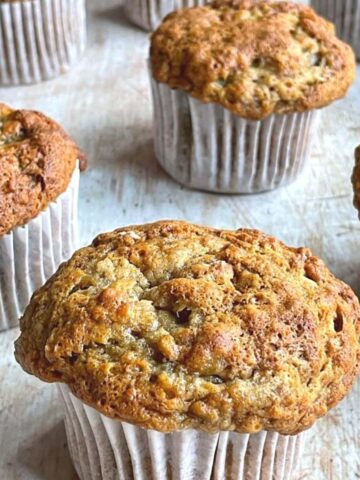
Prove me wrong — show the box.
[124,0,205,31]
[0,167,79,331]
[58,384,304,480]
[312,0,360,59]
[151,78,320,193]
[0,0,86,85]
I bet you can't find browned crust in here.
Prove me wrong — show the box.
[0,103,86,236]
[15,221,360,435]
[352,146,360,217]
[150,0,356,120]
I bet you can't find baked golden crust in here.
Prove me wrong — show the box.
[0,103,86,236]
[150,0,356,120]
[352,146,360,217]
[15,221,360,435]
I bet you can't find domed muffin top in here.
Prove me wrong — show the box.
[352,146,360,218]
[150,0,355,120]
[0,103,86,236]
[15,221,360,435]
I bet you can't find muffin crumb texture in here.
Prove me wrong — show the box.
[15,221,360,435]
[0,103,86,236]
[150,0,355,119]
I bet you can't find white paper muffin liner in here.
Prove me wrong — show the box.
[150,78,320,193]
[58,384,304,480]
[311,0,360,59]
[124,0,205,31]
[0,0,86,86]
[0,166,79,332]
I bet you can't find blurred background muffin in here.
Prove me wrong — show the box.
[124,0,206,32]
[150,0,355,193]
[311,0,360,60]
[15,220,360,479]
[0,0,87,85]
[0,104,86,331]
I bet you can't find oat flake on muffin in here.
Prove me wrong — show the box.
[15,221,360,435]
[150,0,355,120]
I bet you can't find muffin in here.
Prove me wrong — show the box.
[0,103,86,331]
[124,0,206,31]
[352,146,360,216]
[150,0,356,193]
[0,0,86,86]
[311,0,360,60]
[15,220,360,479]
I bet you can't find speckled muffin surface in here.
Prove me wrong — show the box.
[0,104,86,236]
[150,0,356,120]
[15,221,360,435]
[352,146,360,216]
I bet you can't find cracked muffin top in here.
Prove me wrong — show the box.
[352,146,360,218]
[0,103,86,236]
[150,0,356,120]
[15,221,360,435]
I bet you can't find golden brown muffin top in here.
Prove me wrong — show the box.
[15,221,360,435]
[352,146,360,217]
[0,104,86,236]
[150,0,356,120]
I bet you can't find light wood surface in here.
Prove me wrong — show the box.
[0,1,359,479]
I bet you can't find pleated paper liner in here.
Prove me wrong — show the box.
[124,0,205,32]
[0,0,86,86]
[58,384,304,480]
[150,78,320,194]
[0,166,79,332]
[311,0,360,59]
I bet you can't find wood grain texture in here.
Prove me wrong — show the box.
[0,0,359,479]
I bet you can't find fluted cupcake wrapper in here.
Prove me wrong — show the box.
[58,384,304,480]
[0,166,79,332]
[0,0,86,86]
[311,0,360,59]
[150,78,320,194]
[124,0,205,31]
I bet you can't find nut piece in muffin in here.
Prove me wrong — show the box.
[0,103,86,237]
[352,146,360,217]
[150,0,355,120]
[15,221,360,435]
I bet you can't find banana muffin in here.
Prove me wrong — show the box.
[311,0,360,60]
[0,0,86,85]
[149,0,356,193]
[124,0,206,32]
[0,103,86,331]
[15,221,360,479]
